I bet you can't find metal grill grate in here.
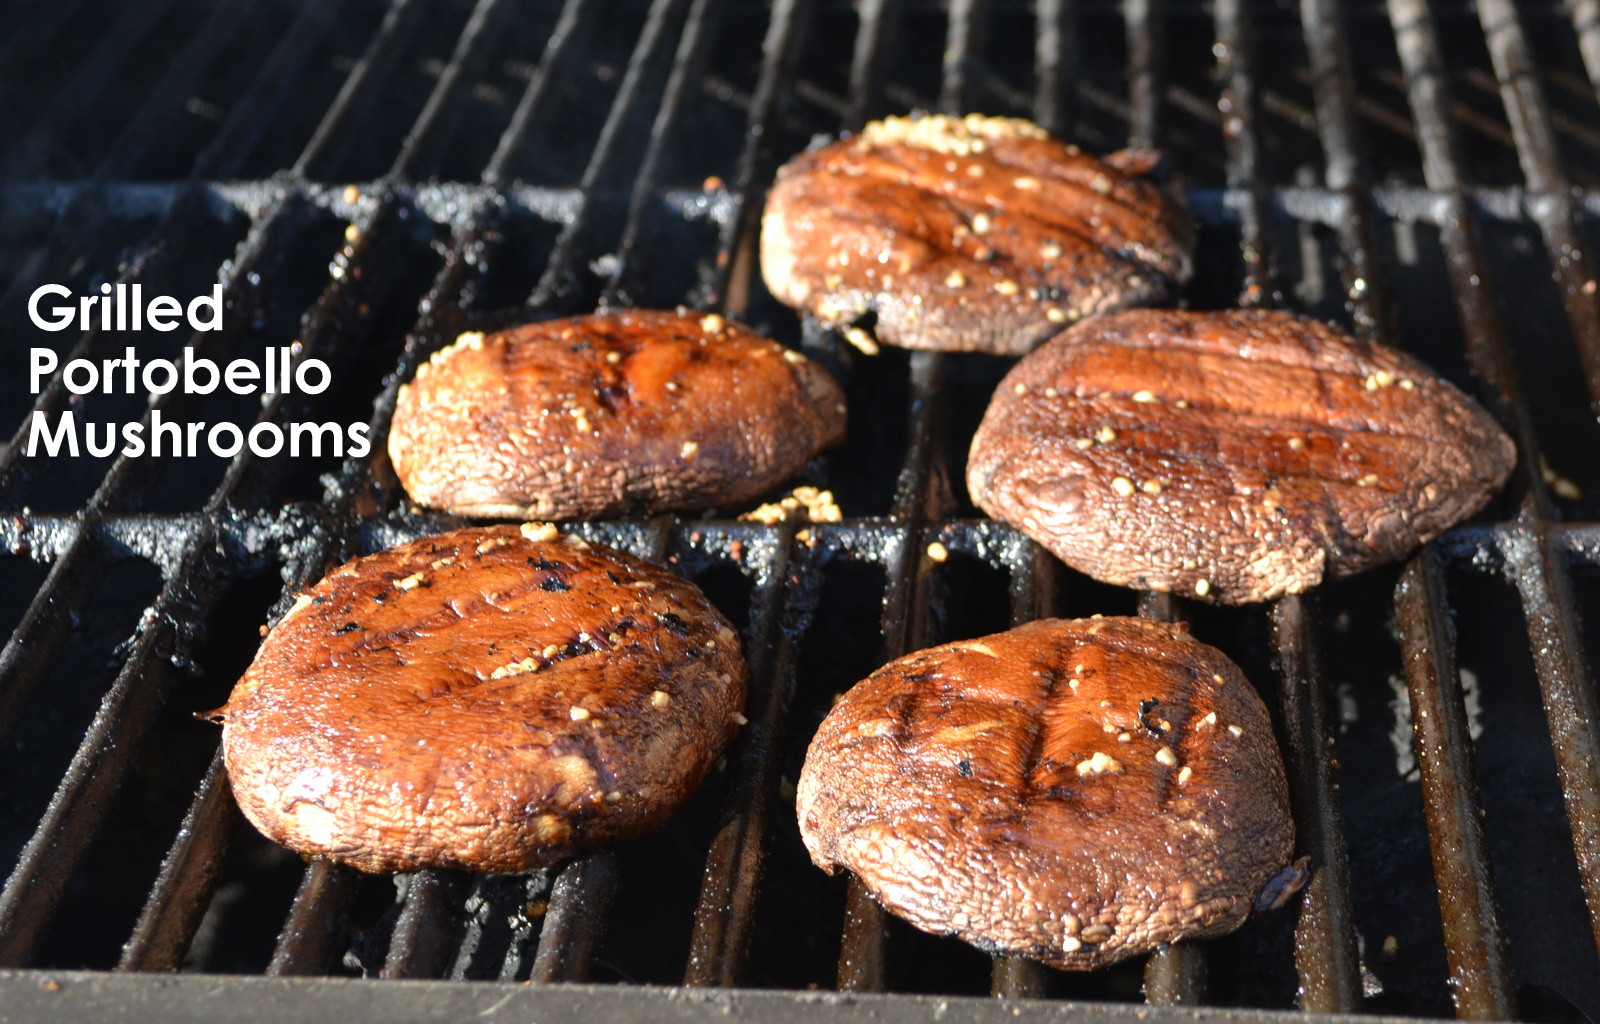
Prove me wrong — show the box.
[2,1,1600,1021]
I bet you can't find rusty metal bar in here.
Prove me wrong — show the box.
[266,862,363,976]
[1213,0,1274,305]
[1393,550,1514,1019]
[1034,0,1079,138]
[116,751,240,972]
[1124,0,1165,148]
[529,0,695,309]
[706,0,817,318]
[1271,593,1362,1012]
[1473,0,1600,415]
[604,0,735,307]
[683,523,812,986]
[847,0,906,132]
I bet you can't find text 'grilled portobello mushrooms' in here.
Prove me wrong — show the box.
[797,616,1302,970]
[215,524,746,874]
[761,113,1194,355]
[968,309,1516,604]
[388,309,846,520]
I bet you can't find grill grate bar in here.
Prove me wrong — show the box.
[382,871,473,979]
[1472,0,1600,415]
[14,0,180,179]
[1299,0,1392,341]
[1384,0,1600,971]
[1270,594,1363,1013]
[1501,525,1600,960]
[94,0,259,181]
[602,0,735,308]
[483,0,604,186]
[1381,1,1536,1013]
[1123,0,1165,149]
[990,540,1058,999]
[1212,0,1273,306]
[116,750,239,973]
[266,861,363,976]
[1285,0,1392,1009]
[0,524,106,745]
[0,520,224,966]
[292,0,431,181]
[846,0,905,132]
[191,0,340,180]
[1392,551,1514,1020]
[942,0,992,114]
[527,850,619,982]
[1033,0,1078,137]
[703,0,817,318]
[1567,0,1600,102]
[683,521,811,986]
[389,0,520,182]
[529,0,695,310]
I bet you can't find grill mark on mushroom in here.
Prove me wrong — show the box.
[1020,654,1067,797]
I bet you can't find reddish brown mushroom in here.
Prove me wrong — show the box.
[219,524,746,874]
[797,616,1299,970]
[761,113,1193,355]
[388,309,846,520]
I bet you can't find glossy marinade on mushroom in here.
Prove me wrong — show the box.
[968,309,1516,604]
[387,309,846,520]
[761,113,1194,355]
[797,616,1302,970]
[216,524,746,874]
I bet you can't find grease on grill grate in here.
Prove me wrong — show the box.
[1,1,1600,1022]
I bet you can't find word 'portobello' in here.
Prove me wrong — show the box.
[798,617,1302,970]
[388,309,846,520]
[215,524,746,874]
[968,309,1516,604]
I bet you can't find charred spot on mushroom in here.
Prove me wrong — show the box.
[1139,697,1166,738]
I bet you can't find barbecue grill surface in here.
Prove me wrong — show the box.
[2,2,1600,1022]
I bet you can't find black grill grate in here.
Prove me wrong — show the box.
[2,1,1600,1021]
